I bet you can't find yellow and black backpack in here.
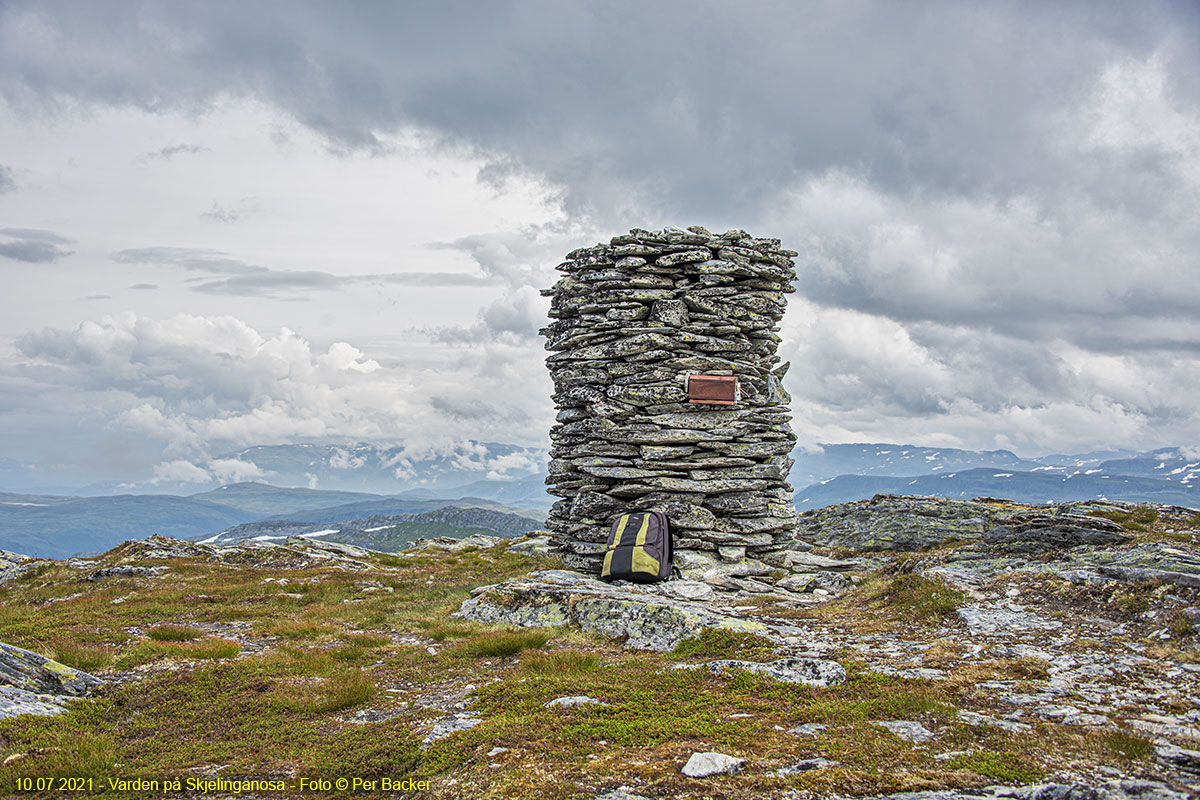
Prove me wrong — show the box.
[600,511,676,583]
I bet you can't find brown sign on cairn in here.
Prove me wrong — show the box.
[687,374,740,406]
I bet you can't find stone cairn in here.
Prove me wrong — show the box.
[540,225,802,585]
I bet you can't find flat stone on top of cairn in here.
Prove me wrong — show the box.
[540,225,801,585]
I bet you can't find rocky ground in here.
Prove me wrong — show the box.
[0,497,1197,798]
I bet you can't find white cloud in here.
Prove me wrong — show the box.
[12,312,553,478]
[2,4,1199,485]
[209,457,265,483]
[328,448,366,470]
[152,459,211,484]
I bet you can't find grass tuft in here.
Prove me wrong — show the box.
[46,640,115,672]
[146,624,203,642]
[461,629,551,658]
[1088,729,1154,760]
[286,670,376,714]
[865,574,965,627]
[518,649,601,677]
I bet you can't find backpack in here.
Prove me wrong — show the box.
[600,510,675,583]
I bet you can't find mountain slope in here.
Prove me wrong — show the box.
[199,507,545,551]
[795,467,1200,509]
[265,497,543,524]
[0,494,257,558]
[189,483,383,517]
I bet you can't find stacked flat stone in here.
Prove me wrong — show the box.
[540,225,800,578]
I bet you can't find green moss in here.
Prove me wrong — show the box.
[864,574,965,627]
[1089,505,1160,531]
[305,721,421,778]
[670,628,776,660]
[946,750,1044,782]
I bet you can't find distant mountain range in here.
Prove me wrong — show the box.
[791,444,1199,508]
[2,441,1197,558]
[198,506,543,552]
[0,482,546,559]
[788,443,1136,487]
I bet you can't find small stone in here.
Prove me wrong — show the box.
[704,657,846,687]
[545,695,607,708]
[775,757,836,775]
[717,546,746,563]
[655,581,714,601]
[596,790,653,800]
[421,714,481,749]
[681,751,744,777]
[872,720,934,742]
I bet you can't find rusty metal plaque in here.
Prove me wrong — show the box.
[687,374,740,405]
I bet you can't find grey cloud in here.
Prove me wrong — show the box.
[0,228,74,263]
[113,244,496,297]
[188,270,343,296]
[429,286,547,345]
[4,1,1200,454]
[373,272,498,287]
[129,283,158,290]
[7,1,1193,221]
[429,395,530,426]
[0,164,15,193]
[113,246,266,275]
[136,143,211,162]
[200,197,259,224]
[82,294,111,300]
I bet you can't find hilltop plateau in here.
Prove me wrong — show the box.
[0,496,1197,799]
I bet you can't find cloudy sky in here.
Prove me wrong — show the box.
[1,1,1199,490]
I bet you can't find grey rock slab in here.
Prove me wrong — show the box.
[873,720,935,742]
[508,535,554,556]
[0,685,72,719]
[704,657,846,687]
[957,710,1032,733]
[0,641,103,697]
[85,565,166,581]
[0,549,39,584]
[781,550,859,572]
[1156,742,1200,774]
[681,751,744,777]
[653,580,715,601]
[546,695,607,708]
[458,570,780,651]
[958,606,1063,635]
[788,723,827,735]
[421,713,481,749]
[983,521,1131,553]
